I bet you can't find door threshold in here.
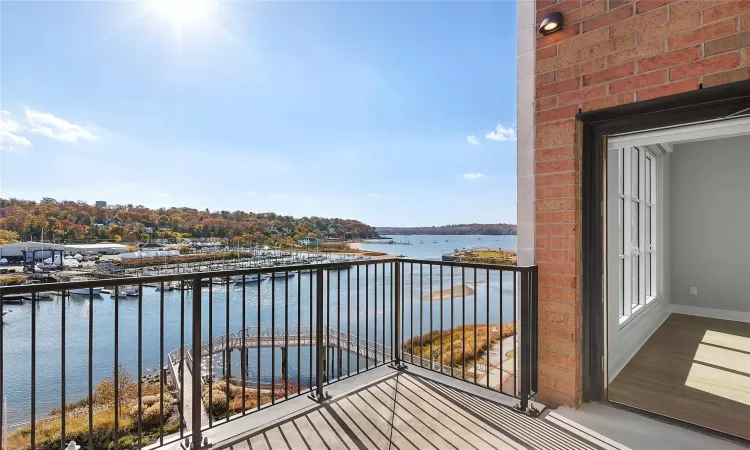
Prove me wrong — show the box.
[607,400,750,447]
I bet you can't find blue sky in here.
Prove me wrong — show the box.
[0,1,518,227]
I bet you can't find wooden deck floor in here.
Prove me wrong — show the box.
[609,313,750,440]
[214,371,604,450]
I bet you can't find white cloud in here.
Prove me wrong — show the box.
[247,191,259,197]
[0,111,32,151]
[158,192,172,198]
[463,173,485,180]
[467,135,481,146]
[366,194,380,198]
[485,124,516,142]
[24,108,98,143]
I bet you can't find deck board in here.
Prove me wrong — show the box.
[608,313,750,440]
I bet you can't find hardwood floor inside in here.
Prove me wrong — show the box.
[609,313,750,440]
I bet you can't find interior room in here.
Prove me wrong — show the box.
[603,118,750,440]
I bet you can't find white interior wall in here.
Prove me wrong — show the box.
[670,135,750,321]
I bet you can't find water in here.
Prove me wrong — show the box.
[361,234,517,259]
[2,234,518,426]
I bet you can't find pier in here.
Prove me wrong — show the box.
[166,326,393,430]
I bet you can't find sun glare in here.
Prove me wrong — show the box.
[149,0,214,29]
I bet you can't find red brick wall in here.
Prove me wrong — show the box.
[533,0,750,407]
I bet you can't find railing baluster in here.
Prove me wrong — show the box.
[271,272,275,405]
[285,271,289,399]
[191,276,203,446]
[257,276,261,410]
[462,266,466,379]
[513,271,517,397]
[347,267,351,377]
[225,277,230,420]
[382,262,386,365]
[114,288,119,450]
[0,290,3,450]
[429,263,433,370]
[297,270,301,392]
[486,269,490,390]
[242,275,246,415]
[314,268,324,400]
[137,283,142,447]
[439,264,443,373]
[450,265,454,378]
[394,261,401,366]
[309,269,313,392]
[374,264,377,367]
[208,278,213,427]
[356,265,360,374]
[419,264,423,368]
[365,265,369,371]
[337,270,341,380]
[88,288,94,449]
[61,289,66,449]
[474,268,478,384]
[410,263,414,364]
[160,282,165,443]
[498,270,504,394]
[31,291,37,450]
[180,281,185,437]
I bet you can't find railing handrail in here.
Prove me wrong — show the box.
[0,257,537,295]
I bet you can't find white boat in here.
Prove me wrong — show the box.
[271,272,296,278]
[231,274,268,283]
[69,277,101,295]
[125,286,139,296]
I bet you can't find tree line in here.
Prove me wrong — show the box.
[376,223,517,235]
[0,198,378,245]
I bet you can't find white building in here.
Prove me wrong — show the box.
[0,242,67,261]
[64,242,128,255]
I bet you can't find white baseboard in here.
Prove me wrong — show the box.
[671,304,750,323]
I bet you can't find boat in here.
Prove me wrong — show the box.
[101,288,112,294]
[3,296,24,305]
[125,286,139,296]
[231,274,268,283]
[68,277,101,296]
[271,272,296,279]
[29,291,54,301]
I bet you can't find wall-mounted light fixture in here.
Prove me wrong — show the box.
[539,12,563,35]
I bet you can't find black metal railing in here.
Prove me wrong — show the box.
[0,258,537,449]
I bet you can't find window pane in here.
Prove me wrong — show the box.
[645,156,651,203]
[632,254,640,307]
[646,206,651,249]
[632,148,639,198]
[619,198,624,254]
[632,200,639,247]
[646,253,652,298]
[620,258,625,316]
[619,149,625,194]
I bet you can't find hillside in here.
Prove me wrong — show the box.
[0,198,377,244]
[377,223,517,236]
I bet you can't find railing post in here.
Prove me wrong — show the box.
[183,276,210,449]
[515,268,538,417]
[390,261,406,370]
[309,268,329,402]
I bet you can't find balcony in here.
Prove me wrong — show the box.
[1,259,743,450]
